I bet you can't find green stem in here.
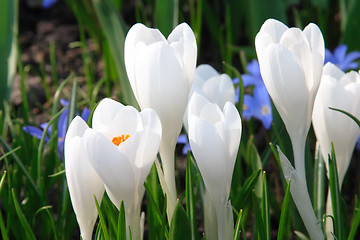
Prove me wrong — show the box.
[159,143,177,221]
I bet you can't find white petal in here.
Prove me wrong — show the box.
[259,44,309,137]
[65,117,104,240]
[92,98,124,132]
[223,102,242,173]
[195,64,219,81]
[83,129,135,209]
[135,42,188,144]
[258,18,288,44]
[323,62,344,80]
[189,116,227,201]
[303,23,325,61]
[202,74,235,106]
[120,129,161,186]
[168,22,197,88]
[110,106,143,137]
[140,108,162,137]
[188,92,211,120]
[124,23,167,100]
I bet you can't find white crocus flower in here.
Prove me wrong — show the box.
[65,117,105,240]
[124,22,197,219]
[82,98,162,240]
[313,62,360,185]
[188,92,241,240]
[312,62,360,239]
[255,18,325,239]
[183,64,236,132]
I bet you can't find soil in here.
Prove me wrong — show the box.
[13,0,101,117]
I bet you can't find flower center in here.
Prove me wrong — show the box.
[112,134,130,146]
[243,104,248,111]
[261,105,268,115]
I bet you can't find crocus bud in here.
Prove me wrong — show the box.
[313,62,360,185]
[188,92,241,240]
[124,22,197,219]
[183,64,235,132]
[65,116,105,240]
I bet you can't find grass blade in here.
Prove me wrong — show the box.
[154,0,178,37]
[94,195,109,240]
[232,169,261,209]
[11,189,36,240]
[233,209,243,240]
[277,179,291,240]
[169,201,191,240]
[92,0,138,107]
[185,152,198,240]
[348,200,360,239]
[262,171,270,240]
[252,189,266,239]
[0,138,40,197]
[328,143,344,239]
[313,142,325,220]
[0,0,18,110]
[117,201,126,240]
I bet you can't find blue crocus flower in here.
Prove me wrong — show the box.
[42,0,58,9]
[23,100,90,159]
[325,45,360,72]
[177,133,191,155]
[234,59,272,129]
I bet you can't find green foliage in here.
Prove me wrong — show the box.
[0,0,18,110]
[1,0,360,239]
[169,201,191,240]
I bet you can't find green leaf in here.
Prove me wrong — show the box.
[313,143,325,221]
[154,0,178,37]
[117,201,126,240]
[278,179,291,240]
[329,107,360,128]
[11,189,36,240]
[185,152,198,240]
[243,0,287,42]
[169,201,191,240]
[262,172,270,240]
[342,0,360,50]
[348,199,360,239]
[0,137,40,197]
[94,195,109,240]
[328,142,344,240]
[233,169,261,209]
[252,189,266,240]
[0,0,18,110]
[233,209,243,240]
[92,0,138,107]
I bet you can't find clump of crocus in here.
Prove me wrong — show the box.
[255,18,325,239]
[124,22,197,219]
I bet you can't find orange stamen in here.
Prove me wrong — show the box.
[112,134,130,146]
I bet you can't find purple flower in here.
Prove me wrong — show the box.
[23,100,90,159]
[325,45,360,72]
[234,59,272,129]
[177,133,191,155]
[42,0,58,9]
